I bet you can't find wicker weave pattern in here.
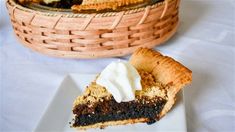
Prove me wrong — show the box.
[6,0,180,58]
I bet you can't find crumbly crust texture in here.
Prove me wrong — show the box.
[73,70,167,107]
[18,0,41,4]
[129,48,192,117]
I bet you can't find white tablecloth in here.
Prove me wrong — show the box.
[0,0,235,131]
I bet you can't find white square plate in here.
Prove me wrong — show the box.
[34,74,187,132]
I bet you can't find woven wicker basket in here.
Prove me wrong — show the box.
[6,0,180,58]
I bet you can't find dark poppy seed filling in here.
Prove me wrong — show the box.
[72,96,167,127]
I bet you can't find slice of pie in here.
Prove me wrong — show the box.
[71,48,192,130]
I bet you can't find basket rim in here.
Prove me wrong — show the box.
[7,0,172,18]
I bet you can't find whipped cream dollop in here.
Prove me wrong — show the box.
[96,61,142,103]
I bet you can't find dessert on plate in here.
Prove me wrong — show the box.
[71,48,192,130]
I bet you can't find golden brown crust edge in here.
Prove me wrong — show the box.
[18,0,41,4]
[129,48,192,117]
[72,0,145,11]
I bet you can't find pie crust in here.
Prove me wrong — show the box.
[72,0,145,11]
[129,48,192,118]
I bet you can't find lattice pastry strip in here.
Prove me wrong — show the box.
[72,0,146,11]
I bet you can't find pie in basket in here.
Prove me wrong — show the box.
[71,48,192,130]
[18,0,151,11]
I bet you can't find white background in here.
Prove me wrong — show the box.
[0,0,235,131]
